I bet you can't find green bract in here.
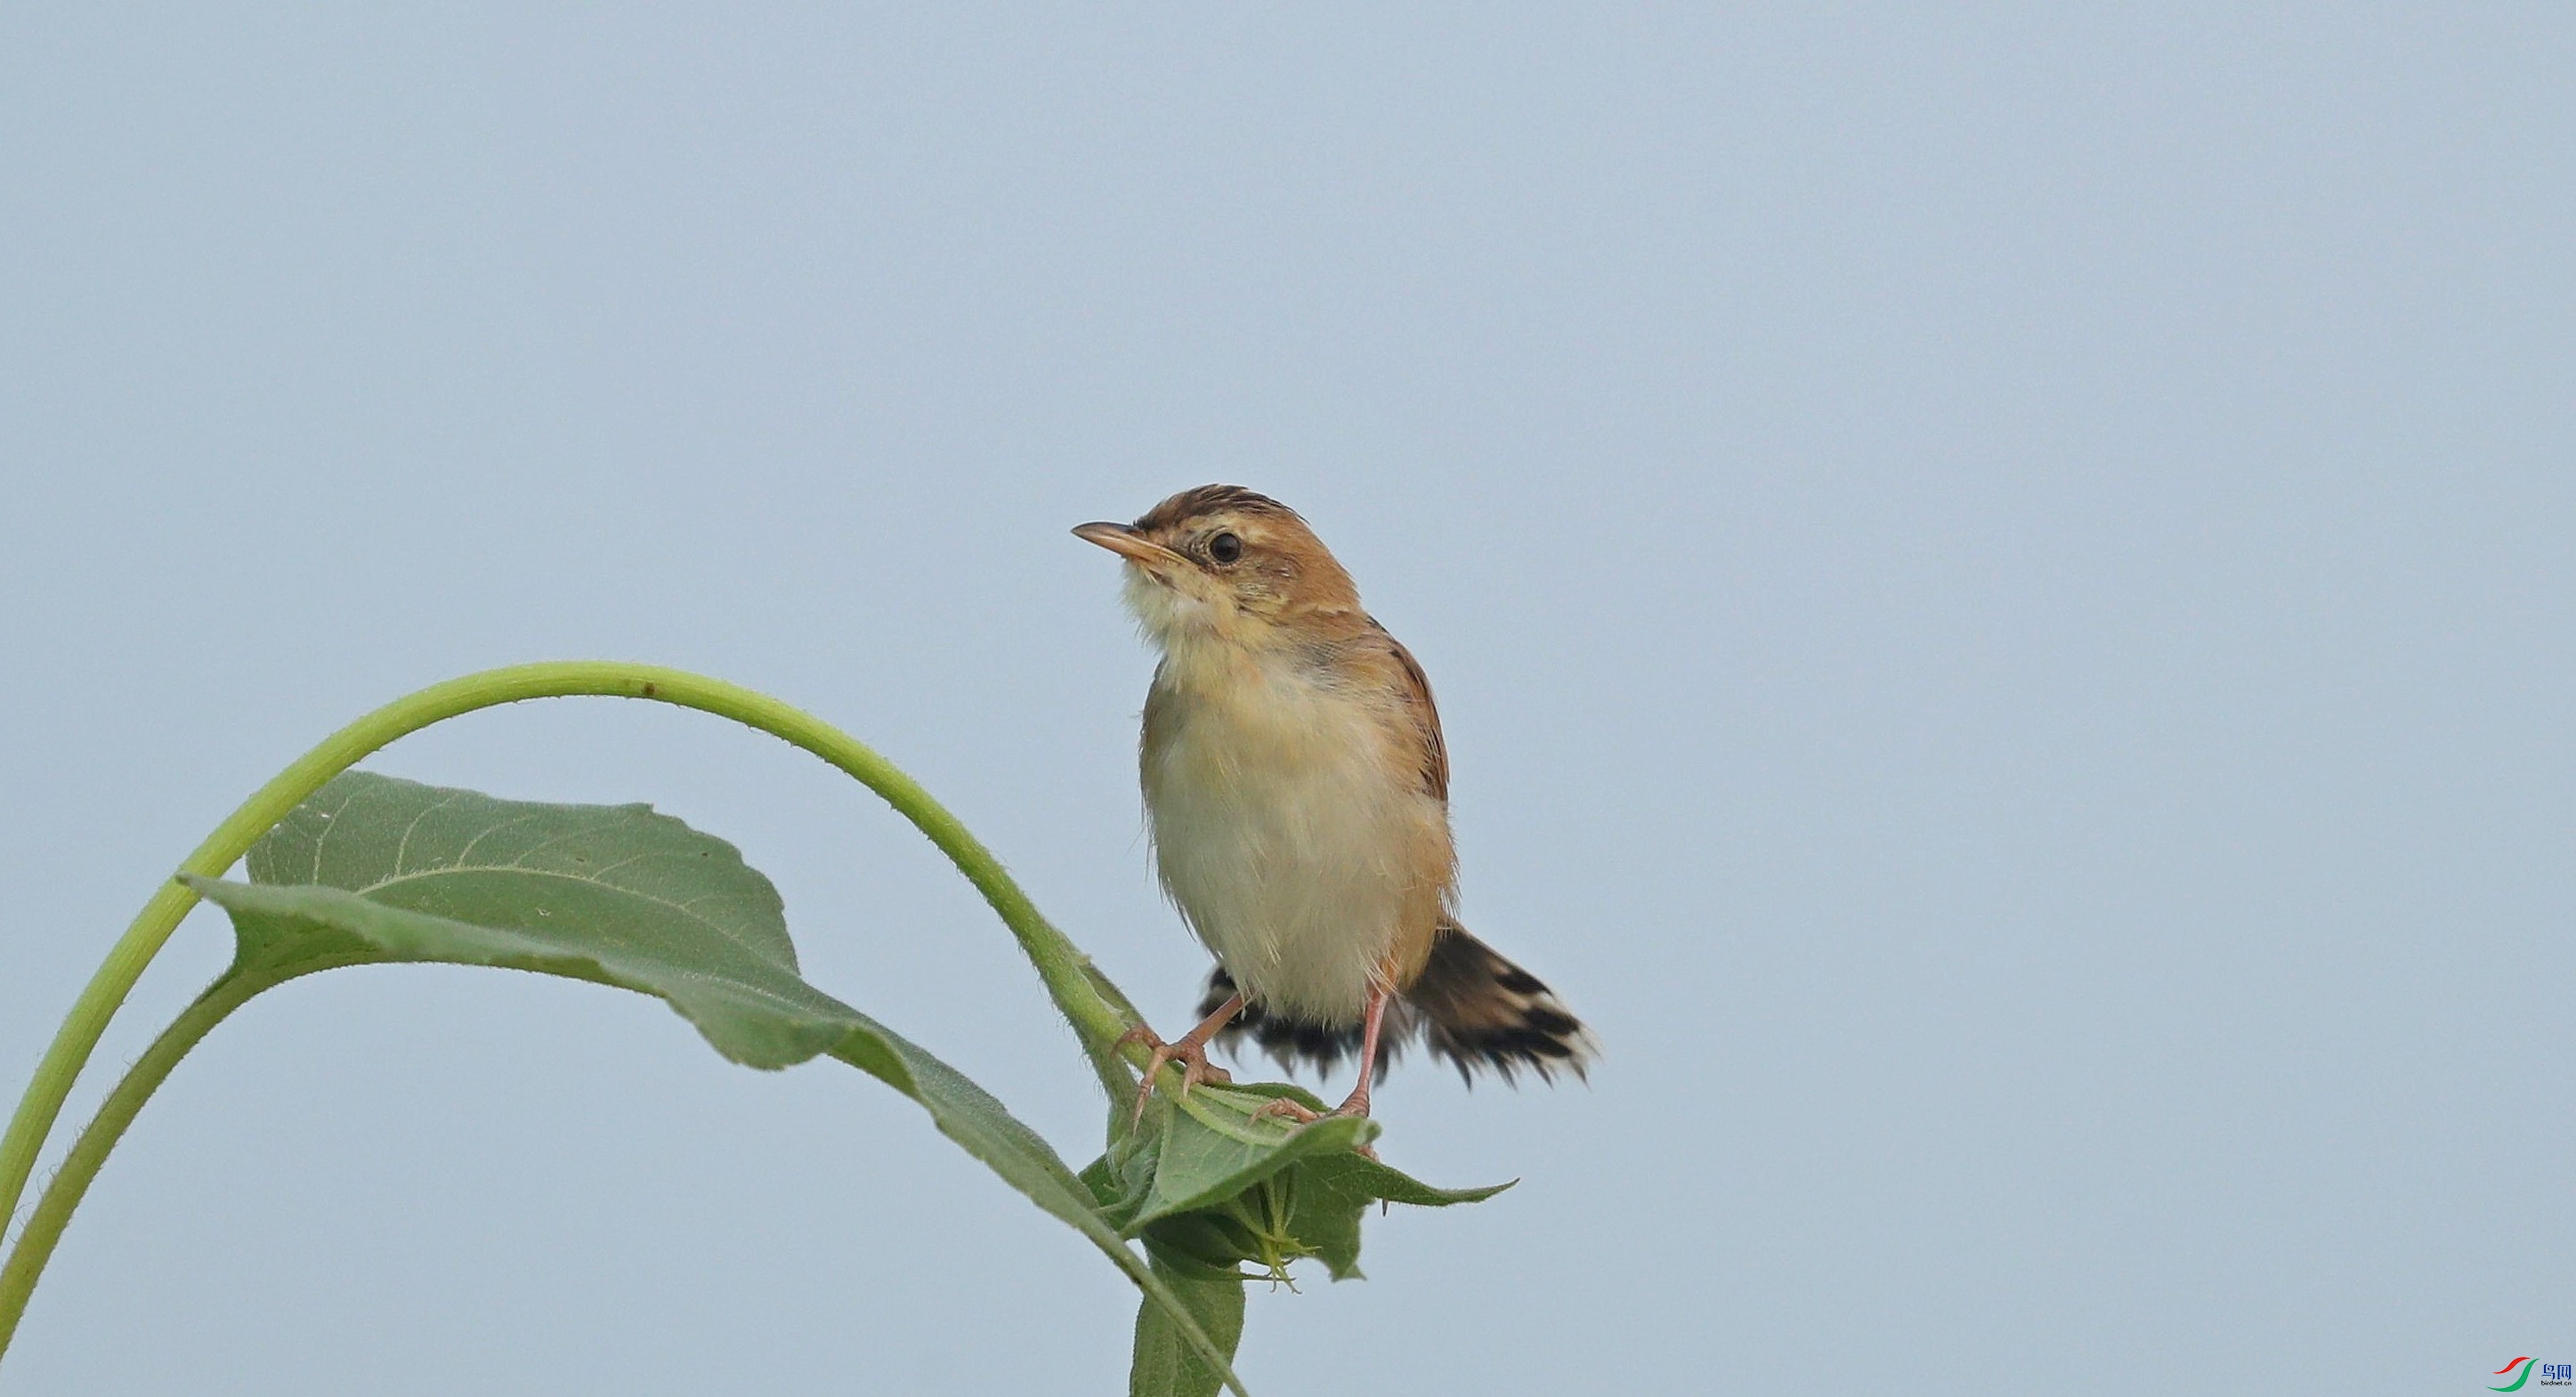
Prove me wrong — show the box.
[0,665,1510,1396]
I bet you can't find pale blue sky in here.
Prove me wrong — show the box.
[3,6,2571,1393]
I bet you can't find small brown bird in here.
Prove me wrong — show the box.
[1076,485,1592,1122]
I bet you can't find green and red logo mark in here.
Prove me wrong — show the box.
[2492,1357,2575,1390]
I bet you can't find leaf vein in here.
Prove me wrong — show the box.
[390,789,467,877]
[497,815,629,872]
[448,808,552,867]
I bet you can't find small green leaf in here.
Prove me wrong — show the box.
[1128,1248,1246,1397]
[182,771,1243,1393]
[1091,1082,1511,1285]
[1112,1085,1371,1227]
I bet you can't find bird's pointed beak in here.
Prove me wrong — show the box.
[1073,521,1187,571]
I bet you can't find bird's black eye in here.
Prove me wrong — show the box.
[1207,531,1243,564]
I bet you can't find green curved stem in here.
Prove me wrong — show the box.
[0,662,1141,1264]
[0,960,329,1355]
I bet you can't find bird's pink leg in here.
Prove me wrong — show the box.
[1119,994,1242,1124]
[1251,983,1389,1130]
[1333,985,1391,1118]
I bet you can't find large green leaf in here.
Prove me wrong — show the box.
[181,771,1242,1393]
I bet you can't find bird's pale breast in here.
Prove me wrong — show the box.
[1141,644,1450,1025]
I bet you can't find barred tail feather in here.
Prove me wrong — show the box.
[1405,922,1596,1085]
[1195,921,1593,1086]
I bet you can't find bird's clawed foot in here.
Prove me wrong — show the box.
[1119,1015,1235,1125]
[1247,1095,1324,1126]
[1249,1087,1379,1159]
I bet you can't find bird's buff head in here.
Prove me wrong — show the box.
[1073,485,1361,653]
